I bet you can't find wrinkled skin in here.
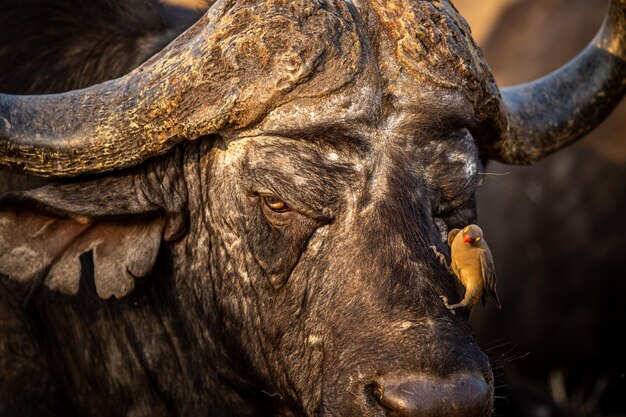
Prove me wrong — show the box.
[179,129,489,415]
[1,127,492,416]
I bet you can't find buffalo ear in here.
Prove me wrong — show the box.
[0,187,170,300]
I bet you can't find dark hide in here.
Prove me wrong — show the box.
[0,151,189,415]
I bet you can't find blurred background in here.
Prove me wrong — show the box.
[453,1,626,416]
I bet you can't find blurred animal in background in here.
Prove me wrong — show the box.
[454,0,626,415]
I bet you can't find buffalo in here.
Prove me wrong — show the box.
[0,0,625,416]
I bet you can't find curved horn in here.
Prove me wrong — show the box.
[489,0,626,164]
[0,1,354,177]
[0,16,215,177]
[0,73,187,177]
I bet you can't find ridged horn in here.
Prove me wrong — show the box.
[0,1,350,177]
[489,0,626,164]
[0,15,213,177]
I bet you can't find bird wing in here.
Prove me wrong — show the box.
[447,228,461,247]
[479,249,501,308]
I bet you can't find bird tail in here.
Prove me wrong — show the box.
[482,292,502,309]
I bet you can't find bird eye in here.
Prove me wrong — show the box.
[463,226,469,233]
[263,196,291,213]
[475,237,481,241]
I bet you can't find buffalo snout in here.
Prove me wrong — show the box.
[370,373,490,417]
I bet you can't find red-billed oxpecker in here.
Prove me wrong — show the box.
[433,225,501,313]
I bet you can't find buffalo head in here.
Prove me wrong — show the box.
[0,0,625,416]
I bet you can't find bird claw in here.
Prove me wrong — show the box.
[439,295,456,316]
[431,246,453,275]
[430,246,448,265]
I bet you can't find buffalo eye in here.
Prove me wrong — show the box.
[254,193,322,288]
[263,196,291,213]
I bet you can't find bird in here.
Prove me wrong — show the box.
[431,224,501,312]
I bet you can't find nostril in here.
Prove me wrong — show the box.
[370,382,384,402]
[372,373,490,417]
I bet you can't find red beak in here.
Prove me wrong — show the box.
[463,235,473,243]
